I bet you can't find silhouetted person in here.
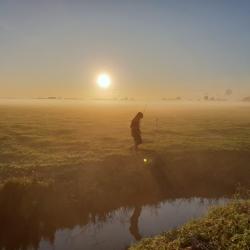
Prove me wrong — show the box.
[129,206,142,241]
[130,112,143,151]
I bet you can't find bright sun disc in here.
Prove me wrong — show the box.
[97,73,111,89]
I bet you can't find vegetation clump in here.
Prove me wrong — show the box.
[129,199,250,250]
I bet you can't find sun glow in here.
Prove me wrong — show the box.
[96,73,111,89]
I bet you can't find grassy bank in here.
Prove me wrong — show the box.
[129,199,250,250]
[0,151,249,249]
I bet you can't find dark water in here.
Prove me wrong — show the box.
[37,197,228,250]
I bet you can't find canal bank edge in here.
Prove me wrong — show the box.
[129,198,250,250]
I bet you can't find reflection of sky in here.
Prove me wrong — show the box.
[140,197,228,236]
[38,197,228,250]
[1,1,250,98]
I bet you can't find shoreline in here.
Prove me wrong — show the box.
[129,198,250,250]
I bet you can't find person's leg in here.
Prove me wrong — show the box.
[135,135,142,151]
[134,143,138,152]
[132,135,138,152]
[132,133,142,152]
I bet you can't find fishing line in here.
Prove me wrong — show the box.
[143,103,148,114]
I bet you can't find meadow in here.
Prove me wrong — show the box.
[0,99,250,249]
[1,100,250,177]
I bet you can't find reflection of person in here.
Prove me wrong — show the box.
[130,112,144,151]
[129,206,142,241]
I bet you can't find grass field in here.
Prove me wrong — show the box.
[0,99,250,249]
[1,100,250,181]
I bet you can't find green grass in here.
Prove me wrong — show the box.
[129,199,250,250]
[1,101,250,180]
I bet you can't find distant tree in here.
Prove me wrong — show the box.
[242,96,250,102]
[225,89,233,96]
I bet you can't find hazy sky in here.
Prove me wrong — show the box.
[1,0,250,99]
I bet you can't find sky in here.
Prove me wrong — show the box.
[0,0,250,99]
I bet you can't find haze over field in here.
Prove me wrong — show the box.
[0,1,250,250]
[1,99,250,174]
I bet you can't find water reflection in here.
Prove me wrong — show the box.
[129,206,142,241]
[37,198,228,250]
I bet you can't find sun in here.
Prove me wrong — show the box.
[96,73,111,89]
